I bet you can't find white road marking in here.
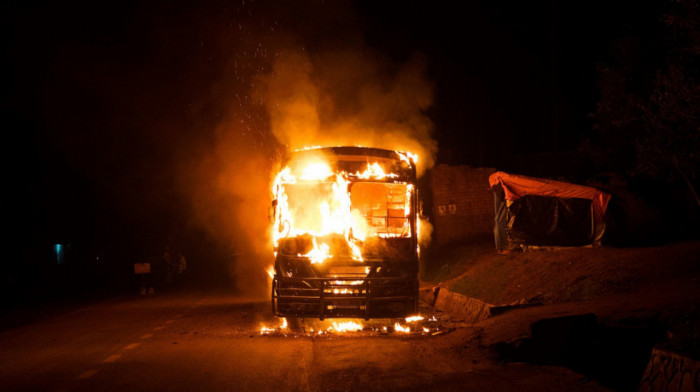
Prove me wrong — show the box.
[140,333,153,339]
[124,343,139,350]
[76,369,98,379]
[102,354,121,363]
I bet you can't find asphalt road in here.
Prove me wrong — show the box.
[0,291,608,392]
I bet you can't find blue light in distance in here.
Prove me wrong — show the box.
[55,244,64,265]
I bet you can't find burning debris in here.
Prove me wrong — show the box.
[258,312,447,338]
[260,317,289,335]
[329,320,363,333]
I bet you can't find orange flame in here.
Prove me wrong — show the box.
[265,265,275,279]
[330,320,363,332]
[260,317,288,335]
[271,149,417,264]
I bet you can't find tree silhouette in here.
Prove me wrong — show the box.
[592,0,699,207]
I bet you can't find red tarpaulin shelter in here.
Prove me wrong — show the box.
[489,171,611,250]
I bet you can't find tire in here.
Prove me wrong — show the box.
[286,316,303,331]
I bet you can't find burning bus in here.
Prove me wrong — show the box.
[270,146,420,320]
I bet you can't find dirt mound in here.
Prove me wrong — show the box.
[421,240,700,391]
[423,240,700,307]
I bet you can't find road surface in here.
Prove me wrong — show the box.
[0,291,607,391]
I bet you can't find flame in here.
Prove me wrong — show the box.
[304,237,331,264]
[330,280,364,285]
[259,316,443,336]
[300,162,333,180]
[265,265,275,279]
[397,151,418,165]
[325,287,365,294]
[331,320,363,332]
[355,162,398,180]
[271,149,416,265]
[260,317,289,335]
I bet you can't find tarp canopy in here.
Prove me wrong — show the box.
[489,171,611,250]
[489,171,611,222]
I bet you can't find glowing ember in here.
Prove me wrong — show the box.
[260,318,288,335]
[331,320,363,332]
[330,280,364,285]
[258,315,448,337]
[329,288,357,294]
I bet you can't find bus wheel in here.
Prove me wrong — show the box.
[286,317,302,331]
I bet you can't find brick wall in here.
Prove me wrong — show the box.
[429,165,496,246]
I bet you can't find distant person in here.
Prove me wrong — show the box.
[162,246,173,288]
[134,261,153,295]
[174,251,187,288]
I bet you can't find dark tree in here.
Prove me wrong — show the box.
[592,0,700,206]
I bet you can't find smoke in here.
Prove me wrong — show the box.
[179,1,437,296]
[254,48,437,176]
[182,124,278,296]
[177,4,283,297]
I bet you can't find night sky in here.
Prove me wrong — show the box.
[5,0,665,277]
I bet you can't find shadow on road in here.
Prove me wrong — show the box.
[493,313,666,391]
